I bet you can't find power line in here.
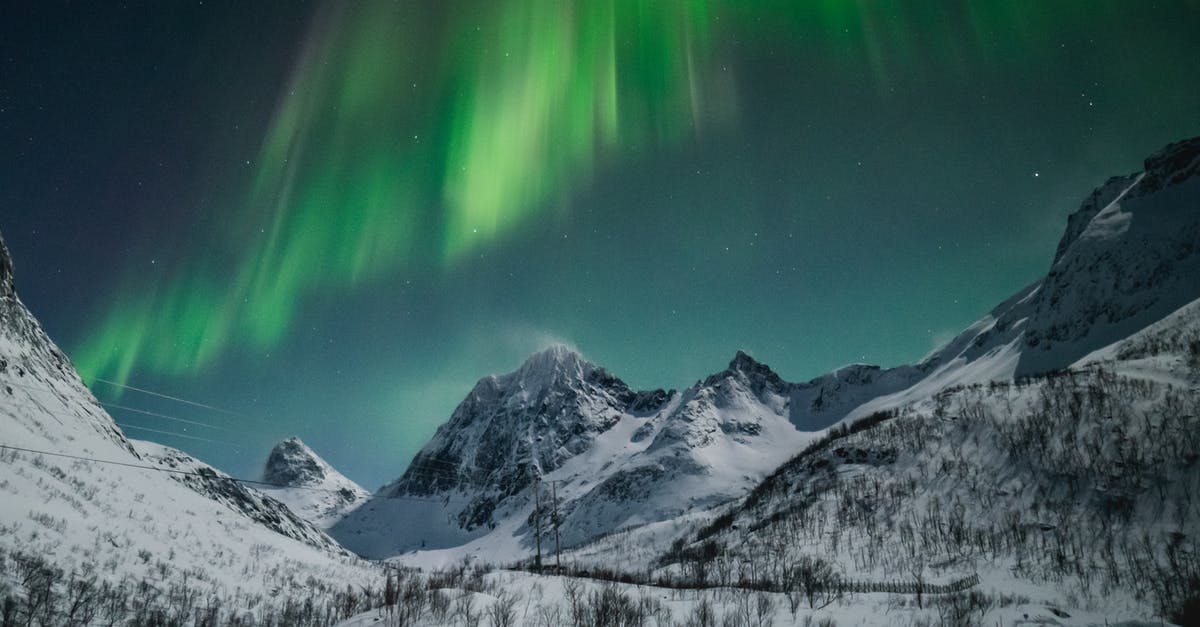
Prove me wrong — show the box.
[4,378,250,440]
[90,377,245,417]
[7,378,483,497]
[6,378,475,490]
[100,401,236,432]
[0,443,470,505]
[114,422,240,447]
[411,458,461,471]
[5,378,282,443]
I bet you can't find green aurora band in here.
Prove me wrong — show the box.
[72,0,1157,387]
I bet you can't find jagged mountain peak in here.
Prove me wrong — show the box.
[263,436,328,487]
[461,344,633,411]
[259,436,370,528]
[521,342,584,369]
[508,343,593,390]
[728,349,761,371]
[0,231,14,298]
[1053,136,1198,267]
[1139,134,1200,194]
[703,350,789,397]
[375,347,634,498]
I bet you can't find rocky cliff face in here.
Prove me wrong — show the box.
[331,347,816,558]
[258,437,370,529]
[0,233,15,298]
[394,345,643,504]
[1018,136,1200,375]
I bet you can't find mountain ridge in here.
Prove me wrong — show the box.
[334,135,1200,563]
[0,230,379,613]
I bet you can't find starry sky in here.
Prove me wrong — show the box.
[3,1,1199,489]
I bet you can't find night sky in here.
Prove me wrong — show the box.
[3,1,1199,489]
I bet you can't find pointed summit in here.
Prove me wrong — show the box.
[263,437,327,487]
[728,350,764,372]
[0,230,15,299]
[709,350,789,397]
[260,437,369,529]
[516,343,586,377]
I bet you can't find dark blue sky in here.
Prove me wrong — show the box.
[3,1,1199,488]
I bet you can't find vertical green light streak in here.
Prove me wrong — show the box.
[74,0,1132,386]
[441,1,720,258]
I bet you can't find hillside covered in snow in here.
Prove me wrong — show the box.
[0,135,1196,626]
[0,232,381,624]
[556,136,1200,624]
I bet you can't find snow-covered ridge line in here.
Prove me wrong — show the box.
[332,345,819,561]
[335,135,1200,565]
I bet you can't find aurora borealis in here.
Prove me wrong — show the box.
[4,1,1200,485]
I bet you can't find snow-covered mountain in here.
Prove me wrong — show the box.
[0,232,378,618]
[791,135,1200,425]
[330,345,816,560]
[574,304,1199,620]
[556,138,1200,622]
[335,136,1200,567]
[257,436,370,528]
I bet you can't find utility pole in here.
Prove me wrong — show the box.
[533,471,543,572]
[551,480,562,572]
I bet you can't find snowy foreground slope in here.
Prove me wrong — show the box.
[258,436,370,529]
[0,232,380,622]
[333,567,1174,627]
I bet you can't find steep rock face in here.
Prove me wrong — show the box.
[258,437,370,529]
[0,234,14,298]
[394,345,639,504]
[1018,137,1200,375]
[0,231,133,454]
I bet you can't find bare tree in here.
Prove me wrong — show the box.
[792,556,836,610]
[486,590,519,627]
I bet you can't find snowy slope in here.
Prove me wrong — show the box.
[794,135,1200,426]
[550,135,1200,620]
[542,296,1198,622]
[331,347,817,561]
[0,232,379,615]
[337,134,1199,564]
[644,324,1198,620]
[257,437,370,528]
